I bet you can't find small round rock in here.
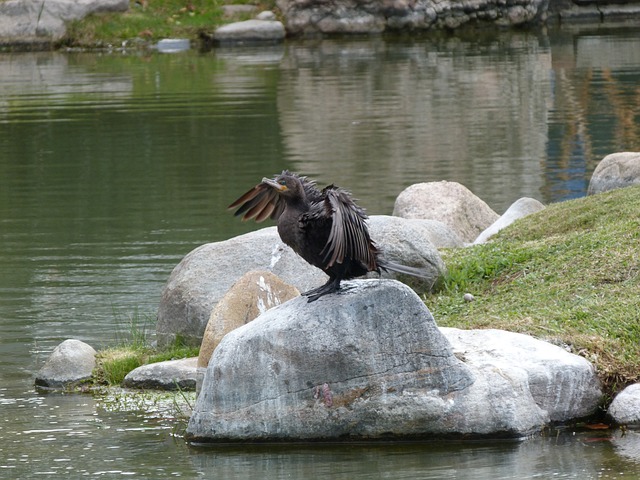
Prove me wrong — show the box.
[463,293,475,302]
[256,11,276,20]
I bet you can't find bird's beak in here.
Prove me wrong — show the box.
[262,177,287,191]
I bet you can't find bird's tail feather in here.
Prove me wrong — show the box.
[379,260,433,279]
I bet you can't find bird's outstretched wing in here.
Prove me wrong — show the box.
[228,171,318,222]
[319,186,378,270]
[228,182,285,222]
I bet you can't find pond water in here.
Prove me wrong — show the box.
[1,23,640,478]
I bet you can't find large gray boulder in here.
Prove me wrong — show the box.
[157,218,445,347]
[587,152,640,195]
[0,0,128,42]
[473,197,545,244]
[35,339,96,390]
[185,280,601,442]
[393,181,499,244]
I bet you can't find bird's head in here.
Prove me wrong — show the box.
[262,171,304,199]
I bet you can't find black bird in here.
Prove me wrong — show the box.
[228,171,427,302]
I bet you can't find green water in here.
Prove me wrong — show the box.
[1,26,640,477]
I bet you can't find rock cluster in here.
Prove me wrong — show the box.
[276,0,549,36]
[156,215,446,347]
[5,0,640,47]
[35,151,640,441]
[185,280,601,442]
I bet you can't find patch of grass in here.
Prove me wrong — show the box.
[113,307,152,349]
[61,0,278,46]
[425,185,640,398]
[95,346,149,385]
[93,319,199,387]
[64,0,223,46]
[147,344,200,364]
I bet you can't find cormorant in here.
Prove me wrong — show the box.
[228,170,426,302]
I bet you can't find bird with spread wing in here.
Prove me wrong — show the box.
[229,170,427,302]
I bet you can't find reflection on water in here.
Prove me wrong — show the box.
[189,431,640,479]
[1,25,640,477]
[277,34,552,213]
[2,383,640,478]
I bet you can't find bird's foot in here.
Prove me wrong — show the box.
[303,279,341,303]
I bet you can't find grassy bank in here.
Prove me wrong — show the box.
[62,0,274,47]
[425,185,640,399]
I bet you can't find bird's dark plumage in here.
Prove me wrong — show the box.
[229,171,425,302]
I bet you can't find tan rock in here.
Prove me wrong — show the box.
[393,181,499,243]
[197,270,299,368]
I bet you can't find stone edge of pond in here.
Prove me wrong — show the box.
[34,337,640,440]
[3,0,640,52]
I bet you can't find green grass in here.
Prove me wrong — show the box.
[425,185,640,398]
[96,347,148,385]
[61,0,277,47]
[94,343,199,385]
[94,342,200,386]
[93,311,199,386]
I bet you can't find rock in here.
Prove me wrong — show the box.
[474,197,546,244]
[608,384,640,426]
[550,0,640,22]
[0,0,128,42]
[186,279,474,442]
[156,227,326,347]
[441,328,602,422]
[221,4,258,18]
[157,219,445,347]
[122,357,198,391]
[256,11,277,21]
[213,19,285,44]
[611,430,640,463]
[276,0,547,36]
[186,279,601,442]
[366,215,446,290]
[156,38,190,53]
[393,181,499,244]
[198,270,300,369]
[369,215,464,249]
[35,339,96,390]
[587,152,640,195]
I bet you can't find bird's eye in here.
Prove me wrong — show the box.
[278,179,286,186]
